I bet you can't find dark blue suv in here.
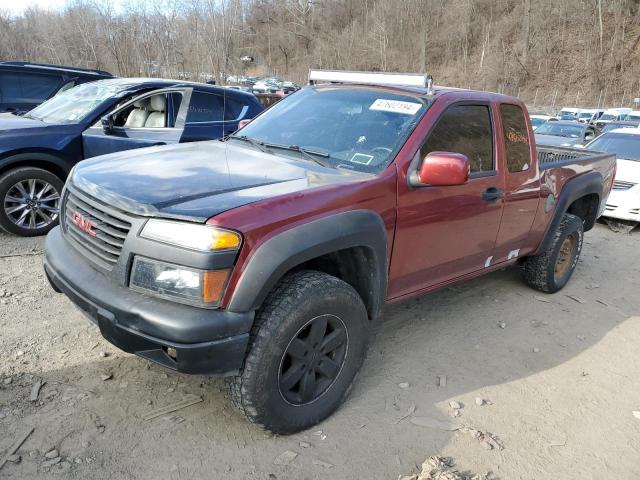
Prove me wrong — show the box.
[0,77,263,236]
[0,61,113,114]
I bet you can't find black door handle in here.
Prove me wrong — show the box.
[482,187,503,202]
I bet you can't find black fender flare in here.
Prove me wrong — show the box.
[537,170,603,253]
[227,209,388,318]
[0,151,71,179]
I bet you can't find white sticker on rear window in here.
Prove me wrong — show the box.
[369,99,422,115]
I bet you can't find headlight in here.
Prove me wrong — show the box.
[140,219,242,251]
[130,257,229,307]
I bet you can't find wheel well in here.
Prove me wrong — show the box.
[566,193,599,231]
[0,159,67,181]
[291,246,381,320]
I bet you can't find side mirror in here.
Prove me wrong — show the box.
[410,152,469,187]
[101,115,114,135]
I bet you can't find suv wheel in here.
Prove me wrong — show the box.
[0,167,63,237]
[226,270,369,434]
[521,213,584,293]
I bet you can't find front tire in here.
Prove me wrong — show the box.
[226,270,370,434]
[521,213,584,293]
[0,167,63,237]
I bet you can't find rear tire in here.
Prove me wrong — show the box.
[521,213,584,293]
[226,270,370,434]
[0,167,64,237]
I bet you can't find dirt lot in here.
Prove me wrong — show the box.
[1,223,639,480]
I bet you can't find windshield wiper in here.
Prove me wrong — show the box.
[228,135,270,153]
[262,143,330,167]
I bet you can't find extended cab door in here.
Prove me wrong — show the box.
[491,103,541,262]
[81,88,190,158]
[388,102,506,299]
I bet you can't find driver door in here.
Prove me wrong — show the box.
[82,88,191,159]
[388,103,505,299]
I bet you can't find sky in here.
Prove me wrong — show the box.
[0,0,131,16]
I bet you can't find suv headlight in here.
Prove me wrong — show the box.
[130,257,229,307]
[141,219,242,251]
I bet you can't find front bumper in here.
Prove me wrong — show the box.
[602,189,640,222]
[44,227,253,376]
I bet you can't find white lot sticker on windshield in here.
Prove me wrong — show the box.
[369,98,422,115]
[350,153,374,165]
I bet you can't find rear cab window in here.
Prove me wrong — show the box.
[421,104,494,175]
[500,104,531,173]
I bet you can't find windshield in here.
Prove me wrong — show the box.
[578,112,593,119]
[602,123,636,133]
[234,86,428,173]
[530,117,547,128]
[27,80,133,124]
[535,122,583,138]
[558,110,576,119]
[586,132,640,161]
[599,113,616,121]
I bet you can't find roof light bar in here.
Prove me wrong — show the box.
[309,69,431,88]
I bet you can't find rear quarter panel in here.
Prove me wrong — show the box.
[525,148,615,254]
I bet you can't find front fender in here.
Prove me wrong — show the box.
[227,210,388,317]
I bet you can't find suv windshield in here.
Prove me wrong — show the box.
[27,80,134,124]
[535,122,584,138]
[599,113,616,121]
[233,86,428,173]
[586,132,640,161]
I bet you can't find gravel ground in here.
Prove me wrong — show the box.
[1,224,639,479]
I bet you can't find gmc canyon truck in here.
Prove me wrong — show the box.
[43,70,615,434]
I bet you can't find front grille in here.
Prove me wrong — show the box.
[612,180,636,191]
[604,204,617,211]
[62,189,131,270]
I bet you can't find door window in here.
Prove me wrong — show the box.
[500,104,530,173]
[421,105,494,174]
[186,91,246,122]
[113,92,183,129]
[0,72,63,103]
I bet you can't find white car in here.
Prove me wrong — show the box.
[576,108,604,124]
[625,110,640,122]
[586,128,640,222]
[557,107,580,120]
[529,114,554,131]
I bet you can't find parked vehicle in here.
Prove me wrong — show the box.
[586,129,640,224]
[594,108,633,129]
[529,114,554,130]
[534,120,600,147]
[0,78,262,236]
[0,61,112,114]
[44,70,615,434]
[601,120,640,133]
[624,111,640,122]
[557,107,580,120]
[576,109,604,124]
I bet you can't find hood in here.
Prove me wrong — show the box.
[71,140,369,222]
[534,134,581,147]
[0,114,49,134]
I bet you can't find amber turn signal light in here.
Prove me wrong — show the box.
[202,270,230,304]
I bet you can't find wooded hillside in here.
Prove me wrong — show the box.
[1,0,639,109]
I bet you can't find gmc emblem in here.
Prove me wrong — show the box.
[71,211,97,237]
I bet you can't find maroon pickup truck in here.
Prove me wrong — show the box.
[43,71,615,434]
